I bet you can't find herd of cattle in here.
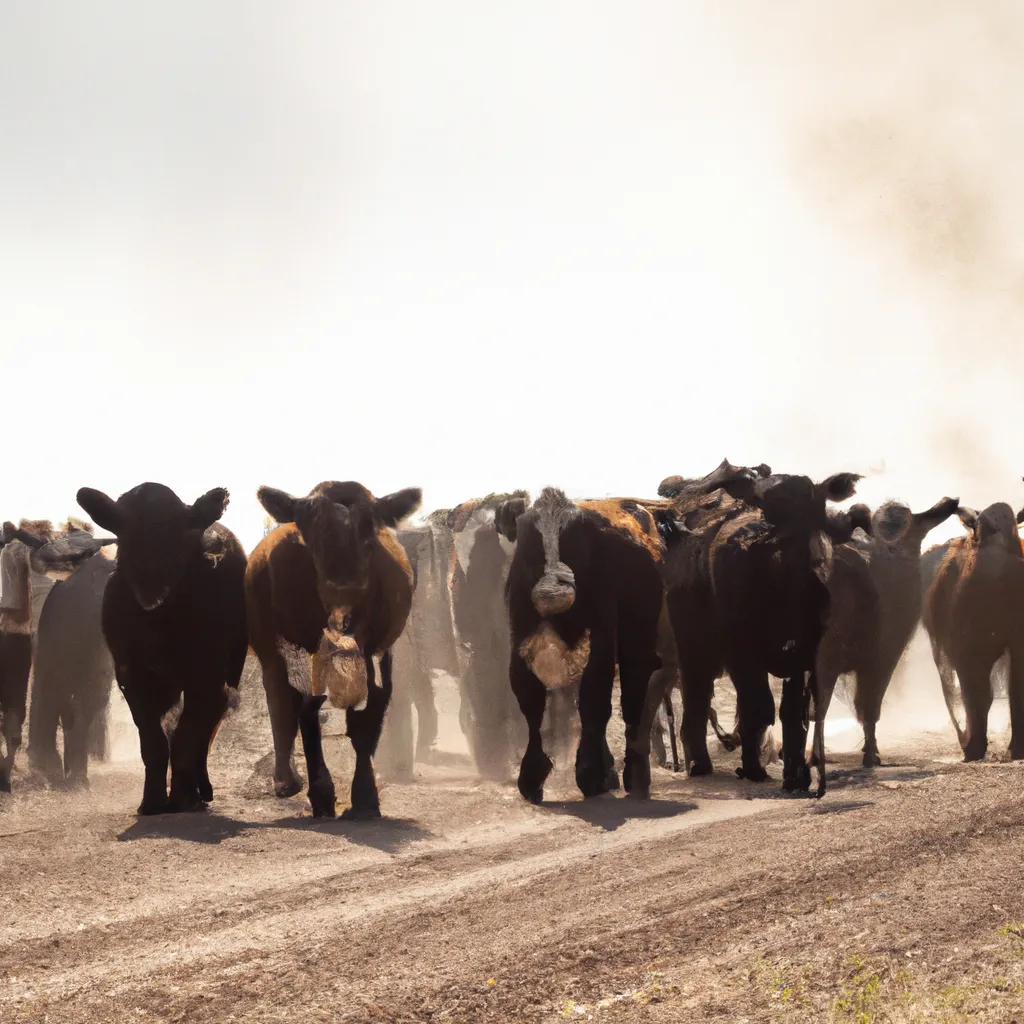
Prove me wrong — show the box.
[0,461,1022,819]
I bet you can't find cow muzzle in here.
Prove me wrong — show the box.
[531,563,577,616]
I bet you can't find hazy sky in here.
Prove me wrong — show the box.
[2,2,1023,550]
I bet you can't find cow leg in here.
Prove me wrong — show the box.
[780,673,812,792]
[732,668,774,783]
[168,690,216,813]
[0,634,32,792]
[378,657,414,782]
[342,651,391,821]
[299,693,336,818]
[679,667,716,776]
[636,598,680,771]
[411,663,438,762]
[62,696,90,791]
[809,664,839,770]
[651,697,674,769]
[933,638,966,749]
[1007,645,1024,760]
[511,651,551,804]
[263,654,303,798]
[575,634,616,799]
[123,678,173,815]
[27,669,65,788]
[853,668,890,768]
[86,677,113,762]
[620,625,661,800]
[958,655,994,763]
[194,686,230,804]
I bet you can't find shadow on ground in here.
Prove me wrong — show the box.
[546,795,698,832]
[117,810,434,852]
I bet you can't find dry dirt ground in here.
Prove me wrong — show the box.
[3,650,1024,1023]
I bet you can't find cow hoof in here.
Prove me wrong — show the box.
[519,784,544,805]
[274,778,303,799]
[168,794,207,814]
[340,805,381,821]
[782,765,811,793]
[623,751,651,799]
[137,797,171,816]
[862,752,882,768]
[198,781,214,803]
[576,762,611,799]
[604,768,621,792]
[65,776,90,792]
[687,755,713,777]
[736,764,768,783]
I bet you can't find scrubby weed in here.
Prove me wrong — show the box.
[750,956,807,1009]
[832,955,917,1023]
[997,923,1024,959]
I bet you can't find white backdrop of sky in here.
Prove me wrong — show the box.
[2,1,1023,552]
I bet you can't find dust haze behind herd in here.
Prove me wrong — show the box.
[2,4,1022,752]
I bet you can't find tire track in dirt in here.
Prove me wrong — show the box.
[1,791,771,1008]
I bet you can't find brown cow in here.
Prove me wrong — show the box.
[247,481,421,819]
[923,501,1024,761]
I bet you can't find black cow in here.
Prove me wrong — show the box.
[76,483,248,815]
[655,466,868,795]
[499,489,666,803]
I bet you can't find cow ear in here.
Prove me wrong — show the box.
[76,488,123,535]
[257,486,298,525]
[188,488,229,531]
[1017,506,1024,525]
[819,472,861,504]
[375,487,422,527]
[495,498,527,542]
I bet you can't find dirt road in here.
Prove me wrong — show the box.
[3,673,1024,1023]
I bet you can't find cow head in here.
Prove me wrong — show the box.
[77,483,229,610]
[257,480,421,629]
[509,488,593,690]
[957,502,1021,552]
[720,471,864,583]
[870,497,960,551]
[257,480,421,709]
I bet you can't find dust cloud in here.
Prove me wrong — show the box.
[3,4,1023,762]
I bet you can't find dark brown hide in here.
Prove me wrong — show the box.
[813,497,958,768]
[652,466,864,796]
[247,480,420,819]
[923,502,1024,761]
